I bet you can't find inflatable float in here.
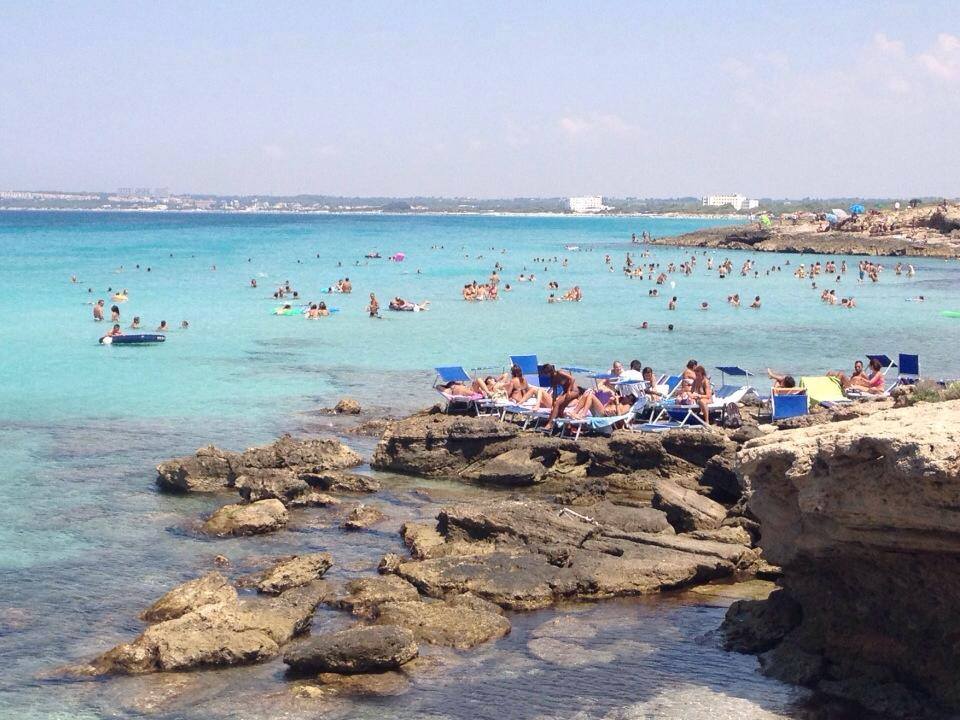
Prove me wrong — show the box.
[942,310,960,319]
[100,333,165,345]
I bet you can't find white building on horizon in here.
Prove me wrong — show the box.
[568,195,605,213]
[701,193,759,211]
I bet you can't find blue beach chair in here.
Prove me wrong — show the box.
[510,354,550,389]
[771,392,808,421]
[897,353,920,385]
[866,354,897,376]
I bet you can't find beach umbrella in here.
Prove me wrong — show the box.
[849,203,865,214]
[825,213,839,224]
[831,209,850,221]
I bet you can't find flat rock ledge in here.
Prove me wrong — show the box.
[384,496,759,611]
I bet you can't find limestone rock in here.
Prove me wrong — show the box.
[737,400,960,712]
[240,434,362,471]
[156,446,240,493]
[720,590,801,653]
[283,626,418,675]
[373,595,510,649]
[342,504,387,531]
[652,478,727,531]
[202,499,288,537]
[256,554,333,595]
[475,447,547,486]
[686,526,752,546]
[330,576,421,616]
[236,468,376,507]
[333,398,361,415]
[90,582,326,674]
[140,572,237,623]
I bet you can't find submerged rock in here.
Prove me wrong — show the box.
[283,626,418,675]
[202,499,288,536]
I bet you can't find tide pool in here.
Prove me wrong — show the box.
[0,210,957,719]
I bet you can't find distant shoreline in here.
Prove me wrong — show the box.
[0,207,749,221]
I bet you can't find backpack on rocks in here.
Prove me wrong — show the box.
[723,403,743,429]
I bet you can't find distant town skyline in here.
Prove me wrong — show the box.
[3,1,959,198]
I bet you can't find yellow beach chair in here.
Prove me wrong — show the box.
[799,376,850,406]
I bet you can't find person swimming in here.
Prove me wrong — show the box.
[130,316,141,329]
[156,320,168,331]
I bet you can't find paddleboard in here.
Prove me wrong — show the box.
[100,333,166,345]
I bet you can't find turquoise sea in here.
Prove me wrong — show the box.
[1,211,958,719]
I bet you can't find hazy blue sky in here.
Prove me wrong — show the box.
[2,1,959,197]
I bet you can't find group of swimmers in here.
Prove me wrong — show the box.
[92,295,185,336]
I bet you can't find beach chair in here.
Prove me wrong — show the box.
[897,353,920,385]
[633,404,713,432]
[554,397,649,440]
[434,366,484,414]
[771,391,809,421]
[715,366,754,386]
[799,376,851,406]
[866,354,897,376]
[509,354,551,389]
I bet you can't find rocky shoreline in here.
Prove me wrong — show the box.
[67,397,958,717]
[653,219,960,258]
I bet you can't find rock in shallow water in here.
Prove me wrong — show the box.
[330,576,421,616]
[341,504,388,531]
[156,446,241,493]
[373,594,510,649]
[255,553,333,594]
[88,581,327,674]
[283,625,418,675]
[201,499,288,536]
[139,572,237,623]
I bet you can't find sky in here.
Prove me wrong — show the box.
[2,1,959,198]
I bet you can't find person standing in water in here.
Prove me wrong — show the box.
[93,299,105,322]
[367,293,380,318]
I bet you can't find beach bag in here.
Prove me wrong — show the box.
[723,403,742,429]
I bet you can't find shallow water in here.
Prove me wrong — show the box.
[1,211,956,719]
